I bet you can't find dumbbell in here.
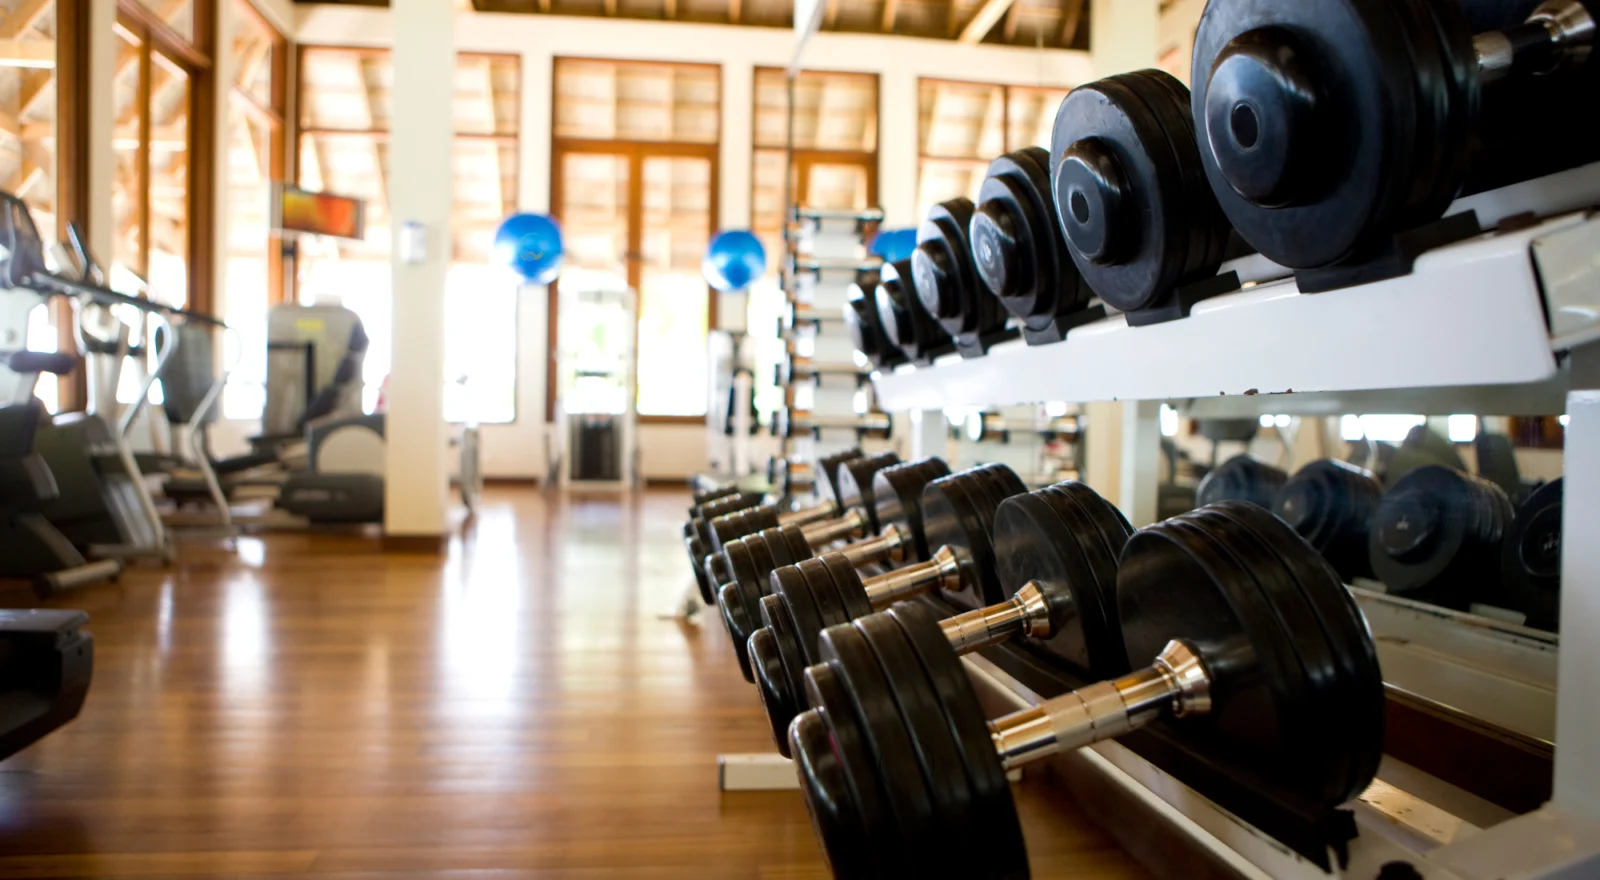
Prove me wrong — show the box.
[1050,69,1236,324]
[1272,459,1383,582]
[752,479,1130,753]
[969,146,1100,345]
[1195,453,1288,509]
[774,408,893,442]
[1503,477,1562,631]
[1368,464,1515,610]
[875,259,955,366]
[686,448,865,600]
[1191,0,1599,274]
[716,458,956,680]
[790,501,1385,877]
[911,197,1015,358]
[706,453,902,561]
[845,273,909,371]
[777,355,869,386]
[749,464,1033,752]
[690,484,741,511]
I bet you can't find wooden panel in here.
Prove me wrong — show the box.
[0,488,1152,879]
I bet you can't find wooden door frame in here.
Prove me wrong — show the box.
[547,139,722,425]
[231,0,290,305]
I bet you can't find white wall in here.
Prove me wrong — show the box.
[293,6,1094,479]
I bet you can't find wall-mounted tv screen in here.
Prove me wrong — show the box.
[274,184,366,240]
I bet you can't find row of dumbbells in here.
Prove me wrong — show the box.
[844,0,1599,369]
[1195,453,1563,631]
[684,452,1384,876]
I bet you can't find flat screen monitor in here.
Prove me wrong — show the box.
[274,184,366,241]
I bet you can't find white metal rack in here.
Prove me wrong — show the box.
[875,208,1600,877]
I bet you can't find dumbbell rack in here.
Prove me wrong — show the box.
[775,207,892,483]
[870,206,1600,875]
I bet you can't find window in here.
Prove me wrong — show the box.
[295,47,521,422]
[221,0,285,419]
[551,58,720,420]
[916,79,1071,220]
[749,67,879,420]
[3,0,65,410]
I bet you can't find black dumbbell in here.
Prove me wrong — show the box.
[970,147,1100,345]
[1273,459,1384,582]
[1503,478,1562,631]
[749,464,1033,752]
[845,273,908,371]
[686,450,867,602]
[790,501,1385,877]
[773,408,893,442]
[707,453,902,562]
[690,484,740,511]
[717,458,956,681]
[748,480,1126,755]
[1191,0,1599,274]
[875,259,955,366]
[777,355,869,387]
[1050,69,1235,323]
[912,198,1015,358]
[1368,465,1515,610]
[1195,453,1289,509]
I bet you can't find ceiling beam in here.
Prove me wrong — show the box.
[0,0,52,39]
[1060,0,1084,47]
[0,38,54,68]
[880,0,899,31]
[18,69,51,116]
[603,0,616,16]
[1002,1,1019,41]
[823,0,838,27]
[663,0,675,18]
[728,0,741,22]
[537,0,550,11]
[957,0,1016,42]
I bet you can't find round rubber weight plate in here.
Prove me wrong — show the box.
[797,558,855,630]
[782,525,817,572]
[687,533,715,604]
[717,581,758,683]
[922,473,1002,609]
[1120,514,1308,762]
[759,527,797,570]
[803,663,903,874]
[820,553,877,621]
[1026,488,1127,678]
[873,459,953,563]
[1204,501,1385,804]
[837,452,901,534]
[887,603,1029,880]
[854,612,984,875]
[1110,71,1201,284]
[1183,506,1351,804]
[1049,480,1134,569]
[818,625,944,872]
[1127,69,1226,281]
[1503,479,1563,630]
[790,709,876,879]
[726,540,771,641]
[751,602,801,756]
[775,563,834,668]
[991,492,1110,677]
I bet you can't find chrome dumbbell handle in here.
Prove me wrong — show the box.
[835,522,911,570]
[1474,0,1594,84]
[987,640,1213,772]
[937,581,1052,654]
[860,544,963,608]
[798,508,870,547]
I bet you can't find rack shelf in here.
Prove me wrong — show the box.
[873,212,1600,413]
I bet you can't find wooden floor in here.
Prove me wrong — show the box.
[0,487,1151,878]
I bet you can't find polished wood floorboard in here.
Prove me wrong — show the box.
[0,488,1151,878]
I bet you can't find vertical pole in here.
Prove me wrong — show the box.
[1555,365,1600,820]
[1089,0,1158,76]
[383,0,454,542]
[1119,400,1161,527]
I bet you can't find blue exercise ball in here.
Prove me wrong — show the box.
[870,228,918,263]
[702,230,767,292]
[494,213,564,284]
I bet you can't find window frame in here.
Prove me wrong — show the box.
[914,77,1072,218]
[547,56,723,426]
[229,0,288,304]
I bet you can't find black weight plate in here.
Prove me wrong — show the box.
[1126,69,1227,281]
[973,151,1063,323]
[1273,459,1382,582]
[775,563,833,669]
[687,533,715,604]
[1368,465,1505,607]
[752,596,804,756]
[914,199,982,339]
[1115,70,1204,285]
[1048,481,1135,573]
[968,464,1033,593]
[1184,506,1355,805]
[818,448,865,508]
[1030,487,1129,677]
[1190,0,1421,268]
[797,557,855,631]
[1196,454,1289,509]
[1051,75,1185,313]
[760,526,798,570]
[992,491,1111,676]
[888,603,1029,880]
[873,458,953,563]
[818,624,944,872]
[1503,478,1563,630]
[921,472,1001,611]
[836,452,903,534]
[724,539,770,657]
[820,553,876,621]
[1202,501,1385,804]
[1121,514,1304,771]
[803,663,902,874]
[716,581,758,682]
[854,612,983,874]
[782,522,819,570]
[789,709,875,879]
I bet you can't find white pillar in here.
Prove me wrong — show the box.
[1556,387,1600,819]
[1090,0,1159,77]
[383,0,454,538]
[877,66,918,228]
[1082,401,1122,502]
[721,62,753,230]
[1119,400,1161,527]
[87,0,116,261]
